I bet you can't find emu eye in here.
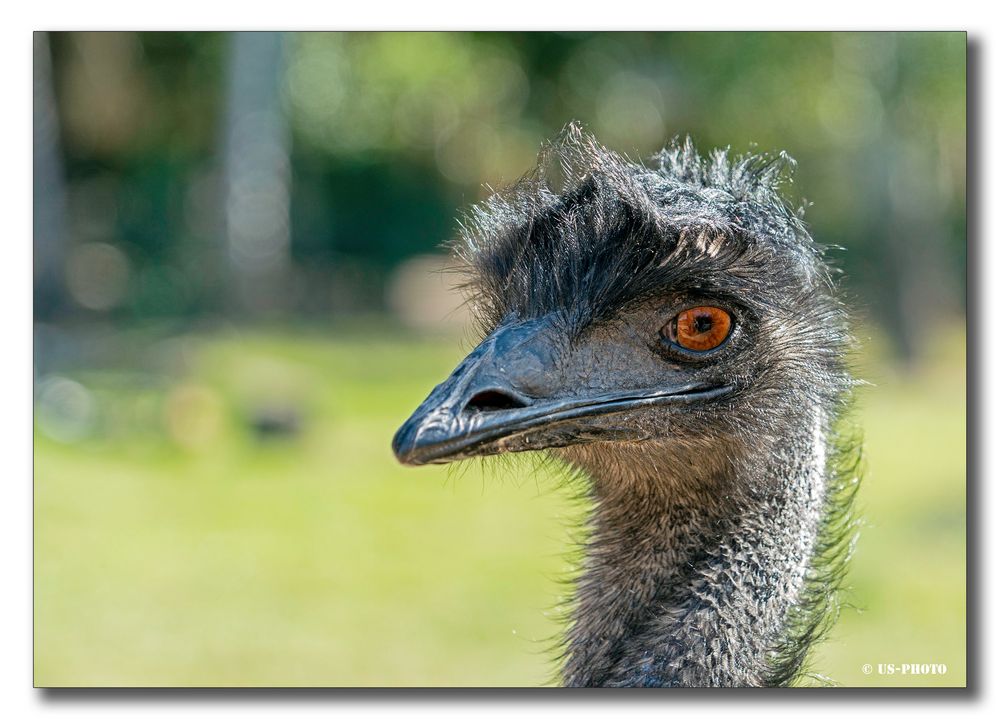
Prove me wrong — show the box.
[663,306,732,352]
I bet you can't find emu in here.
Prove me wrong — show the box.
[392,124,859,687]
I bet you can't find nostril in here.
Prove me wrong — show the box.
[463,389,530,413]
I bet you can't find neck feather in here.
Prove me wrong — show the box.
[557,411,829,687]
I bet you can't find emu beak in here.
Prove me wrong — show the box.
[392,318,732,466]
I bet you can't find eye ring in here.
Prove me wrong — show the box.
[662,306,733,354]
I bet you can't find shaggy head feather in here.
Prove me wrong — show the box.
[406,123,860,686]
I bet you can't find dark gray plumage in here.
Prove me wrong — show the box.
[393,124,860,687]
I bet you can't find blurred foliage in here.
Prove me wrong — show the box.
[40,31,965,359]
[34,326,965,687]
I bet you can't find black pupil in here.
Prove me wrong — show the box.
[693,313,713,334]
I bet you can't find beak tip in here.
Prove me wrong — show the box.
[391,419,426,466]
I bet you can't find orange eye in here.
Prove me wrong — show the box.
[664,306,732,352]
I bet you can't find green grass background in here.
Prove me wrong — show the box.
[34,326,966,687]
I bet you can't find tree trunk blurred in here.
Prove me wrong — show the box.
[855,34,960,368]
[222,32,292,316]
[34,32,69,320]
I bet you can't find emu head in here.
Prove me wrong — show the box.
[393,126,849,488]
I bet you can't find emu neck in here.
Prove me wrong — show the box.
[559,416,826,687]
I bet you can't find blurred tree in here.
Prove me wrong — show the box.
[222,32,292,316]
[34,32,69,320]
